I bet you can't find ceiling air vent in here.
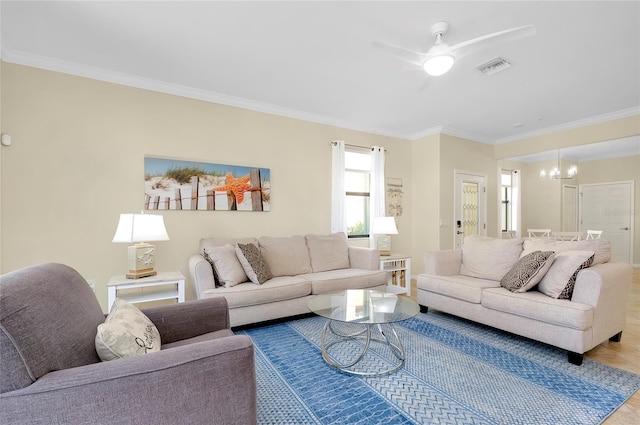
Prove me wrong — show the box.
[476,57,511,76]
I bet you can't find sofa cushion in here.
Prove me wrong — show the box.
[305,233,350,272]
[236,242,273,284]
[538,251,595,299]
[460,236,524,281]
[500,251,556,293]
[204,244,248,287]
[481,288,593,330]
[522,239,610,265]
[200,237,259,250]
[259,235,312,277]
[95,298,161,361]
[418,274,500,304]
[302,269,387,294]
[201,276,312,308]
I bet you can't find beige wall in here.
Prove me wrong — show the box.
[520,159,578,232]
[494,115,640,159]
[0,62,411,310]
[439,134,498,249]
[410,133,440,271]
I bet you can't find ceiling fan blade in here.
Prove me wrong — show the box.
[372,41,427,67]
[449,25,536,58]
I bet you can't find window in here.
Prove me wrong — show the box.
[345,148,371,237]
[501,170,512,232]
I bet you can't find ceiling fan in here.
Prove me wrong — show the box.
[373,22,536,76]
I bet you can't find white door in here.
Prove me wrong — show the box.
[562,185,578,231]
[580,181,634,263]
[454,172,486,249]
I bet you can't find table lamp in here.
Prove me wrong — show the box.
[112,213,170,279]
[371,216,398,256]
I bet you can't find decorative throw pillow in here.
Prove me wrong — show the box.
[203,244,248,287]
[538,250,595,299]
[459,236,525,281]
[236,242,273,284]
[202,250,221,287]
[95,298,161,362]
[500,251,556,293]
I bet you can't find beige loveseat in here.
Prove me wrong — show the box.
[189,233,387,327]
[417,236,633,365]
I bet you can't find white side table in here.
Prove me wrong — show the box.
[379,255,411,296]
[107,271,185,312]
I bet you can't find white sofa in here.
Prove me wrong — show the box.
[417,236,633,365]
[189,233,387,327]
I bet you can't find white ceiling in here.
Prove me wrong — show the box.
[1,1,639,146]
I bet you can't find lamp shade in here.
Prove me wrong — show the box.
[112,214,170,243]
[371,216,398,235]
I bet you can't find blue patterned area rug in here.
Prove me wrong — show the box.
[238,312,640,425]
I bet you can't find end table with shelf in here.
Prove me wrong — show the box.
[379,255,411,295]
[107,271,185,311]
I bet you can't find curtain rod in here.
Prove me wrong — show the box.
[331,141,387,151]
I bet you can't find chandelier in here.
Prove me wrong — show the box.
[539,150,578,180]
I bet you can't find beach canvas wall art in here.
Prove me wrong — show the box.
[144,157,271,211]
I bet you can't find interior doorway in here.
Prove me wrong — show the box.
[454,172,486,249]
[562,185,578,231]
[579,181,634,263]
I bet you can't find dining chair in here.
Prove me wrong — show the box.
[586,230,603,240]
[527,228,551,238]
[552,231,582,241]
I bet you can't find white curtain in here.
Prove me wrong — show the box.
[331,140,347,234]
[511,169,521,238]
[369,146,386,248]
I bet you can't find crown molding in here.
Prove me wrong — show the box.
[494,107,640,145]
[407,126,444,141]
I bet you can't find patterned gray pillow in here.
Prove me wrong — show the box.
[236,242,273,284]
[559,254,594,299]
[500,251,556,293]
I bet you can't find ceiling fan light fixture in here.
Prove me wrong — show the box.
[423,54,454,76]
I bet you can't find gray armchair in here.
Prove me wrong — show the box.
[0,263,257,425]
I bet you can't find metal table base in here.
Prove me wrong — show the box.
[320,319,406,377]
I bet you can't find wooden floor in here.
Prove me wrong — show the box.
[409,268,640,424]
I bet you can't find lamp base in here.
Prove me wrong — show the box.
[126,243,157,279]
[375,235,392,256]
[126,269,157,279]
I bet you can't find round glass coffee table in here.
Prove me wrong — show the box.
[307,289,419,376]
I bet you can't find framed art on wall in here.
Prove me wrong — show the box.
[144,156,271,211]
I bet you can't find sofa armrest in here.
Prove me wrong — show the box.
[0,335,257,425]
[571,262,632,342]
[142,297,230,344]
[423,249,462,276]
[189,254,216,298]
[348,246,380,270]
